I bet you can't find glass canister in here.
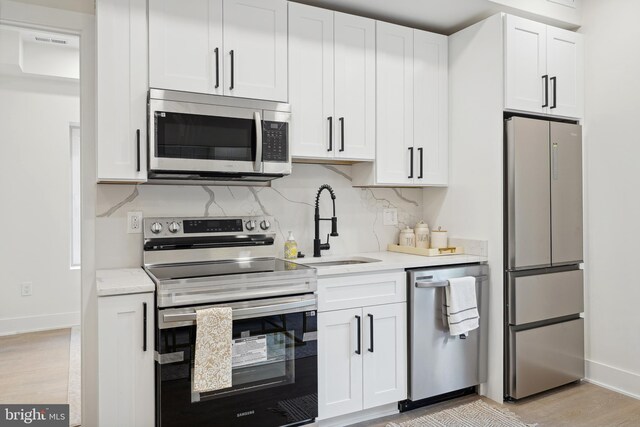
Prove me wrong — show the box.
[414,221,430,249]
[399,226,416,247]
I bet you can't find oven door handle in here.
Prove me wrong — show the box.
[254,111,262,172]
[161,298,317,325]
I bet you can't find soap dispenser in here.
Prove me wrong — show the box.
[284,231,298,260]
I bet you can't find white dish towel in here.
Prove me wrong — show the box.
[193,307,233,393]
[445,276,479,337]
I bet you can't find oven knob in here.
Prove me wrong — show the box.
[260,220,271,230]
[245,220,256,231]
[168,222,181,233]
[151,222,163,234]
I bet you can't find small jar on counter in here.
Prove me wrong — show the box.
[414,221,430,249]
[430,226,448,249]
[399,226,416,247]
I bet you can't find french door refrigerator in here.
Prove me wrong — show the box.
[504,116,585,400]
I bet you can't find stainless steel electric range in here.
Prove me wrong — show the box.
[143,216,318,427]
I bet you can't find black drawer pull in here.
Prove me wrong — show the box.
[368,313,374,353]
[355,315,361,355]
[142,302,148,352]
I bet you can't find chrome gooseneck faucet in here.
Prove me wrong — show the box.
[313,184,339,257]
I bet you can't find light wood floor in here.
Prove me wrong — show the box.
[350,382,640,426]
[0,328,71,404]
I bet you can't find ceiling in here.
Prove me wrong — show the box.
[292,0,580,34]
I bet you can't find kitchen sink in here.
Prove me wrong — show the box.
[301,256,381,268]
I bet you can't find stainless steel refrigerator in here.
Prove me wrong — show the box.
[504,116,585,400]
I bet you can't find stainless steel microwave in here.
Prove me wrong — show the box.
[148,89,291,184]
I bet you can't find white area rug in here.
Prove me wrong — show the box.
[68,326,81,426]
[387,400,536,427]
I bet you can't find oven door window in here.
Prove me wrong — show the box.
[157,311,317,427]
[155,111,256,162]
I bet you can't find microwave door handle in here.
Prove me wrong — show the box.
[254,111,262,172]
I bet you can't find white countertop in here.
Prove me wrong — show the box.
[292,250,487,277]
[96,268,155,297]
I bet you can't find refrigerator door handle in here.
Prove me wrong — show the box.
[552,142,559,180]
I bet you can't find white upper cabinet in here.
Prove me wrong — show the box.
[375,21,414,185]
[414,29,448,186]
[96,0,148,182]
[223,0,288,102]
[149,0,287,102]
[504,14,583,119]
[289,3,375,161]
[149,0,223,95]
[354,22,449,186]
[334,12,376,161]
[504,15,547,114]
[546,26,584,119]
[288,3,335,159]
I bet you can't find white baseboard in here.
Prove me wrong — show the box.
[315,403,398,427]
[0,311,81,336]
[585,359,640,400]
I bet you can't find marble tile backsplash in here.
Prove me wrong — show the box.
[96,164,425,269]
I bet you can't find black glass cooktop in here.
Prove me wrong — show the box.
[147,258,313,281]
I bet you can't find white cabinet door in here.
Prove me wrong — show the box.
[504,15,548,114]
[149,0,223,95]
[362,303,407,409]
[318,308,363,419]
[414,30,448,186]
[223,0,288,101]
[96,0,148,182]
[547,26,583,119]
[288,3,334,159]
[98,292,154,427]
[376,22,414,185]
[334,12,376,161]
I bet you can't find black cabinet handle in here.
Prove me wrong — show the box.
[550,76,557,109]
[214,48,219,89]
[142,302,147,352]
[339,117,345,152]
[328,117,333,152]
[542,75,549,108]
[418,147,424,179]
[408,147,414,178]
[355,315,361,355]
[229,50,235,90]
[368,313,374,353]
[136,129,141,172]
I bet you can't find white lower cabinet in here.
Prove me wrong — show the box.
[98,292,154,427]
[318,272,407,420]
[362,303,407,409]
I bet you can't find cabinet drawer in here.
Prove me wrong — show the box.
[318,271,406,312]
[509,269,583,325]
[509,318,584,399]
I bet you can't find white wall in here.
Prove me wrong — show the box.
[424,14,505,402]
[0,74,81,334]
[96,164,425,268]
[580,0,640,399]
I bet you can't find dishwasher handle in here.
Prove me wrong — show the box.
[415,275,488,289]
[415,280,449,288]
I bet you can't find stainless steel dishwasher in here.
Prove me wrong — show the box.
[402,264,489,410]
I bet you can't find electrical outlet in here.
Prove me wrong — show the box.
[383,208,398,226]
[127,211,143,234]
[21,282,32,297]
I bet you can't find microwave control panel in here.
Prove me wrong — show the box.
[262,121,288,162]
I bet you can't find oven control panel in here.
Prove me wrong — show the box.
[262,121,288,162]
[144,216,274,238]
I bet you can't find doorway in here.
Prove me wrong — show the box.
[0,23,82,426]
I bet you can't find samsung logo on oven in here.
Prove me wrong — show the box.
[236,410,255,418]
